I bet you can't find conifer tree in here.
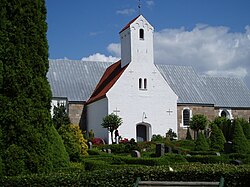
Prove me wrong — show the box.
[238,118,250,141]
[0,0,69,175]
[231,119,250,154]
[194,132,209,151]
[209,123,226,151]
[186,127,192,140]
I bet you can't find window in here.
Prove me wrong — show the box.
[139,78,142,89]
[139,78,147,90]
[144,78,147,89]
[139,29,144,40]
[221,110,227,118]
[183,109,190,126]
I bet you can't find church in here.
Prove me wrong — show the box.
[47,15,250,144]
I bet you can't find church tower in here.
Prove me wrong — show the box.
[119,15,154,67]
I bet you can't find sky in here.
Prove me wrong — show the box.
[46,0,250,88]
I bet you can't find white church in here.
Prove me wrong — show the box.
[48,15,250,144]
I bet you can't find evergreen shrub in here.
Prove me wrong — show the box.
[58,124,88,162]
[194,133,209,151]
[209,123,226,151]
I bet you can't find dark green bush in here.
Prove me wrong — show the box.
[228,153,250,164]
[1,164,250,186]
[151,134,164,142]
[87,149,102,155]
[185,155,230,164]
[174,140,195,151]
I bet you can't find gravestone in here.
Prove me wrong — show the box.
[215,152,221,156]
[131,150,141,158]
[224,141,232,153]
[165,146,172,153]
[87,142,92,150]
[156,143,165,157]
[231,159,242,165]
[106,149,112,154]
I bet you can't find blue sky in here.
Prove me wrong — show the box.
[46,0,250,88]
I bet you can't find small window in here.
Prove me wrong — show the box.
[183,109,190,126]
[139,29,144,40]
[144,78,147,89]
[221,110,227,118]
[139,78,142,89]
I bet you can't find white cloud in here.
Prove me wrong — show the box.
[116,8,135,15]
[146,1,154,6]
[81,53,119,62]
[107,43,121,57]
[154,24,250,87]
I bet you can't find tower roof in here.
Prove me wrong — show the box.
[119,15,140,34]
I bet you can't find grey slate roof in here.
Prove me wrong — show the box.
[47,59,113,101]
[156,64,214,105]
[202,76,250,108]
[47,59,250,108]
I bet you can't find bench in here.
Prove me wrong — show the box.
[134,177,224,187]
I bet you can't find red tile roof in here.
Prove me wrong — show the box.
[86,60,128,104]
[119,15,140,34]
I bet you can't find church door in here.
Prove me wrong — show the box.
[136,123,151,142]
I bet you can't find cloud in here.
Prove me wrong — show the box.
[154,24,250,87]
[116,8,135,15]
[146,1,154,6]
[107,43,121,57]
[81,53,119,62]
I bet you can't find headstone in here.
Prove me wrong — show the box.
[156,143,165,157]
[87,142,93,150]
[131,150,141,158]
[224,141,232,153]
[231,159,242,165]
[186,154,192,157]
[165,146,172,153]
[102,148,106,152]
[106,149,112,154]
[215,152,221,156]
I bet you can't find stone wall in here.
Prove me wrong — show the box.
[68,102,84,125]
[177,105,216,140]
[177,105,250,140]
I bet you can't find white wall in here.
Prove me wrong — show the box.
[87,98,109,143]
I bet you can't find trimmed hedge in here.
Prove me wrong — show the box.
[1,164,250,186]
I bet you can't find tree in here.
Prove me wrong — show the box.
[190,114,208,140]
[0,0,69,175]
[194,132,209,151]
[209,123,226,151]
[238,118,250,141]
[101,113,122,144]
[213,117,232,141]
[186,127,192,140]
[52,103,71,129]
[231,119,250,154]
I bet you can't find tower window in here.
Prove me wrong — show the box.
[144,78,147,89]
[139,78,147,90]
[139,29,144,40]
[139,78,142,89]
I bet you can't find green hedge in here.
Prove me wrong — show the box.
[1,164,250,186]
[185,155,230,164]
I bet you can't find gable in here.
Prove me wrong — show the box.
[86,60,128,104]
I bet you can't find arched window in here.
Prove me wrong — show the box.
[139,29,144,40]
[139,78,142,89]
[183,109,190,126]
[144,78,147,89]
[221,110,227,118]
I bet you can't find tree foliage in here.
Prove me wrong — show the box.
[186,127,192,140]
[209,123,226,151]
[231,119,250,154]
[0,0,69,175]
[213,117,232,141]
[238,118,250,140]
[194,133,209,151]
[52,103,71,129]
[101,113,122,144]
[190,114,208,140]
[58,124,88,162]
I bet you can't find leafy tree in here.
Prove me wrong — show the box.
[52,103,71,129]
[166,128,177,140]
[194,132,209,151]
[186,127,192,140]
[231,119,250,154]
[101,113,122,144]
[58,124,88,161]
[209,123,226,151]
[190,114,208,140]
[0,0,69,175]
